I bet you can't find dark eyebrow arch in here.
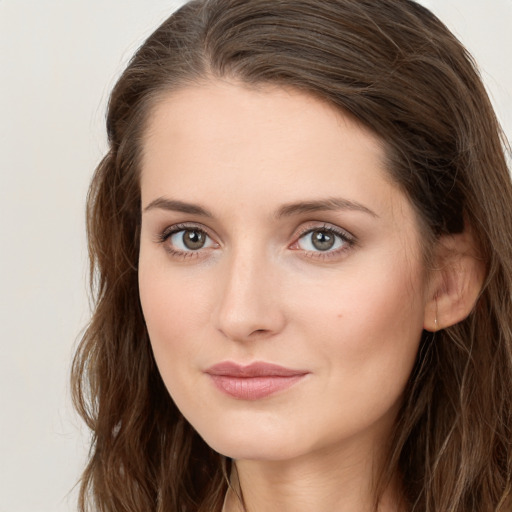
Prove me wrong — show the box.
[276,197,378,218]
[143,197,213,217]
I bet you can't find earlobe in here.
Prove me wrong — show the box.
[423,231,485,332]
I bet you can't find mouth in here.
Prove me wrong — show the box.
[205,361,309,400]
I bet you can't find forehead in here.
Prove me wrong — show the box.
[143,81,370,143]
[142,83,385,193]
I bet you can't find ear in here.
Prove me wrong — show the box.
[423,230,485,332]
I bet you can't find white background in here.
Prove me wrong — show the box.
[0,1,510,511]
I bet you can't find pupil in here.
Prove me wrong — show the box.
[183,230,205,250]
[312,230,335,251]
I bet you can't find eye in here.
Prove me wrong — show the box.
[294,226,353,254]
[170,229,212,251]
[159,225,217,254]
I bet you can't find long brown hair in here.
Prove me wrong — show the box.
[72,0,512,510]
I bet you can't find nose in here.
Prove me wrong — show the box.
[214,247,287,342]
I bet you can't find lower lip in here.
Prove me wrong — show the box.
[208,375,306,400]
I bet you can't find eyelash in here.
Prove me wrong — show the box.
[155,222,356,261]
[155,223,216,259]
[292,224,356,260]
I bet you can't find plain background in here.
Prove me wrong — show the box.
[0,1,510,511]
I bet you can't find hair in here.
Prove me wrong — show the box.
[72,0,512,510]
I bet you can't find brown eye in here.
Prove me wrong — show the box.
[311,230,335,251]
[182,230,206,250]
[166,228,215,252]
[295,227,351,254]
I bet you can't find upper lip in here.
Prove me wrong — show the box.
[205,361,308,377]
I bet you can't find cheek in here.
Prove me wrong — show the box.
[294,256,425,384]
[287,261,425,444]
[138,262,217,418]
[348,266,424,339]
[138,261,210,359]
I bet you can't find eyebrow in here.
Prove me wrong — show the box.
[275,197,378,218]
[143,196,378,218]
[143,197,213,217]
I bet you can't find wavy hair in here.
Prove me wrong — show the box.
[72,0,512,510]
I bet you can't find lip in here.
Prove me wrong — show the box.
[205,361,309,400]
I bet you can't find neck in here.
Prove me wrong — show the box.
[223,443,403,512]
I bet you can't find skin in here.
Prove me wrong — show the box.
[138,80,433,511]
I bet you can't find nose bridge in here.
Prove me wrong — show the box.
[214,239,285,341]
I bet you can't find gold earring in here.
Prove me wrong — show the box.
[434,297,439,332]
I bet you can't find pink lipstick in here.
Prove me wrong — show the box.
[205,362,308,400]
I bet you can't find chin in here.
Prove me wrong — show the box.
[191,416,317,462]
[207,437,306,462]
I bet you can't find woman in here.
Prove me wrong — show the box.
[72,0,512,510]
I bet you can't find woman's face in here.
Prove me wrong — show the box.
[139,81,431,462]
